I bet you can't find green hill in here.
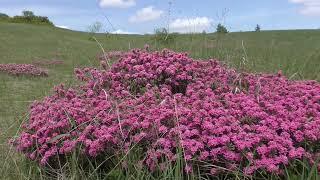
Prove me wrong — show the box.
[0,22,320,179]
[1,23,319,78]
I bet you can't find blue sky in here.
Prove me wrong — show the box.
[0,0,319,33]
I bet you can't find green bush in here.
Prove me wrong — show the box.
[255,24,261,32]
[0,13,9,18]
[153,28,177,44]
[22,10,35,17]
[0,11,53,26]
[87,21,103,41]
[216,23,228,34]
[0,13,9,22]
[11,15,54,26]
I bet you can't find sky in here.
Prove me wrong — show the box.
[0,0,319,34]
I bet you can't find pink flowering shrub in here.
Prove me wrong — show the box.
[12,48,320,177]
[0,63,48,76]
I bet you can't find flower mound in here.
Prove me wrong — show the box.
[12,49,320,176]
[0,63,48,76]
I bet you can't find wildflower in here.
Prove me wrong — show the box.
[11,48,320,177]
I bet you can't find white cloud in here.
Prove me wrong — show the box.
[56,25,69,29]
[289,0,320,16]
[111,29,137,34]
[99,0,136,8]
[169,17,213,33]
[129,6,163,23]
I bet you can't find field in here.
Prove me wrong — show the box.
[0,22,320,179]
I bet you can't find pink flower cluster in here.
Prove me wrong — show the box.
[12,48,320,176]
[0,63,48,76]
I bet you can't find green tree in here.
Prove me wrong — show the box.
[153,27,176,44]
[22,10,35,17]
[255,24,261,32]
[0,13,10,22]
[87,21,103,34]
[87,21,103,41]
[0,13,9,22]
[0,13,9,18]
[2,10,53,26]
[216,23,228,33]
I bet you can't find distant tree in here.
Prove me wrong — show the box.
[87,21,103,41]
[255,24,261,32]
[202,30,207,34]
[22,10,35,17]
[153,27,176,44]
[216,23,228,33]
[87,21,103,34]
[1,10,53,26]
[22,10,35,23]
[0,13,9,18]
[0,13,10,22]
[0,13,9,22]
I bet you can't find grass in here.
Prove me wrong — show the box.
[0,22,320,179]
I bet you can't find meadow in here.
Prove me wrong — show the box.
[0,22,320,179]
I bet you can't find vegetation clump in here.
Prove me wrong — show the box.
[0,13,9,20]
[87,21,103,41]
[11,48,320,179]
[153,28,177,44]
[216,23,228,33]
[0,63,48,76]
[0,10,53,26]
[255,24,261,32]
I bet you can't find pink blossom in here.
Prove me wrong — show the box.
[11,48,320,176]
[0,63,48,76]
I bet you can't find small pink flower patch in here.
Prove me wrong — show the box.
[0,63,48,76]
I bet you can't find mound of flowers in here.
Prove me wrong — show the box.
[12,48,320,177]
[0,63,48,76]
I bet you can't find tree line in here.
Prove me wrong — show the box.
[0,11,54,26]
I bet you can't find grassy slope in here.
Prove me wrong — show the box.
[0,22,320,179]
